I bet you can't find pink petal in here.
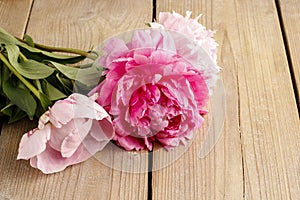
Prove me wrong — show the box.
[103,38,129,66]
[90,118,114,142]
[70,93,110,120]
[142,135,153,151]
[157,32,177,53]
[49,93,111,127]
[61,132,82,158]
[35,144,91,174]
[17,124,51,160]
[114,135,145,151]
[48,120,74,151]
[133,53,150,65]
[151,50,175,64]
[81,133,108,155]
[156,135,181,150]
[30,157,37,168]
[49,118,92,154]
[49,99,74,128]
[131,30,154,49]
[184,74,209,108]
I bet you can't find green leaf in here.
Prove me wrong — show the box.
[34,79,43,91]
[41,80,66,100]
[6,44,55,79]
[1,27,85,64]
[45,73,73,94]
[0,102,27,123]
[8,107,27,123]
[21,59,55,78]
[0,26,20,45]
[55,73,73,93]
[0,95,7,110]
[1,103,13,117]
[1,56,10,81]
[19,44,86,64]
[0,61,2,91]
[0,64,10,95]
[49,61,78,79]
[38,91,52,111]
[23,35,34,47]
[49,61,102,87]
[3,80,37,119]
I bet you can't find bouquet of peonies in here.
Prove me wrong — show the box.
[0,11,220,174]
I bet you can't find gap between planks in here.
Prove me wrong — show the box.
[24,0,35,35]
[1,0,152,199]
[147,3,156,200]
[274,0,300,117]
[147,2,157,200]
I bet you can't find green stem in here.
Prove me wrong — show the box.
[0,53,40,99]
[19,52,28,62]
[16,37,97,60]
[35,79,42,92]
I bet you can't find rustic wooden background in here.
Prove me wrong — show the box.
[0,0,299,199]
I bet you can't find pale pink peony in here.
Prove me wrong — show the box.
[150,11,218,64]
[90,29,217,150]
[17,93,114,174]
[150,11,220,94]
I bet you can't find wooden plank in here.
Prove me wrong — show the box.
[0,0,33,38]
[0,0,33,134]
[154,0,300,199]
[0,0,152,199]
[229,1,300,199]
[153,1,243,199]
[278,0,300,106]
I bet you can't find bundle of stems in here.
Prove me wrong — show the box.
[0,27,102,123]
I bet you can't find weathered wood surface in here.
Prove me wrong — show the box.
[153,0,300,199]
[0,0,299,199]
[278,0,300,106]
[0,0,33,38]
[0,0,151,199]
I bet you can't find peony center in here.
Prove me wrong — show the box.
[129,84,182,137]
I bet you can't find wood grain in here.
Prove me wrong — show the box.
[153,1,243,199]
[0,0,152,199]
[1,0,300,199]
[154,0,300,199]
[0,0,33,133]
[26,0,152,51]
[230,1,300,199]
[0,0,33,38]
[278,0,300,106]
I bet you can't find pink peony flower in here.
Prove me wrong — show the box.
[17,93,114,174]
[90,29,218,150]
[150,11,218,64]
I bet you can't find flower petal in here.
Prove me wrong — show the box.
[114,135,145,151]
[30,157,38,168]
[49,99,74,128]
[35,144,91,174]
[60,133,82,158]
[102,38,129,67]
[90,118,114,142]
[60,119,93,158]
[82,133,108,155]
[70,93,110,120]
[17,124,51,160]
